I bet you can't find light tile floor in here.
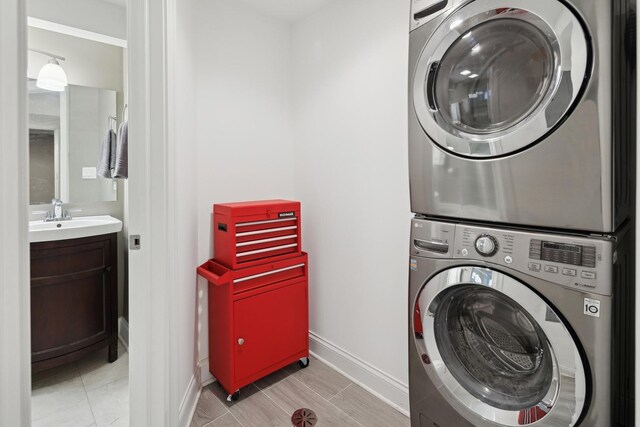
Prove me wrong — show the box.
[31,342,129,427]
[31,350,409,427]
[191,357,410,427]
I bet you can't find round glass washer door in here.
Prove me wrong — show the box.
[414,266,587,426]
[412,0,590,157]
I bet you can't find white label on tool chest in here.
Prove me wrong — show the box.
[278,211,295,218]
[583,298,600,318]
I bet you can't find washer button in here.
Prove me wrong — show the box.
[562,268,577,277]
[528,262,541,272]
[461,248,469,257]
[581,271,596,280]
[504,255,513,264]
[544,265,558,274]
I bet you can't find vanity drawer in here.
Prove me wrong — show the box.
[31,236,111,279]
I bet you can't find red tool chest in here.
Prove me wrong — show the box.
[213,200,302,269]
[197,253,309,400]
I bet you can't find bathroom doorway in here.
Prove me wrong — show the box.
[3,0,190,424]
[25,4,131,425]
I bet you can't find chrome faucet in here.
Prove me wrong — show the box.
[44,199,69,222]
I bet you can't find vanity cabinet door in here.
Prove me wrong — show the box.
[30,234,117,366]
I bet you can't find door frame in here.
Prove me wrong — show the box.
[0,0,30,424]
[0,0,180,425]
[128,0,181,424]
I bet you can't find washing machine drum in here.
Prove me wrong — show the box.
[415,267,587,426]
[412,0,590,157]
[435,286,553,410]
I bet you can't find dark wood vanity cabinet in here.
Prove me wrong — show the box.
[30,233,118,372]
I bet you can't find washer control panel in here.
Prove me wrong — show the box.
[475,235,498,257]
[411,218,615,296]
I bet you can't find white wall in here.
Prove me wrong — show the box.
[291,0,412,409]
[193,0,296,382]
[28,0,126,41]
[188,0,412,412]
[174,0,201,420]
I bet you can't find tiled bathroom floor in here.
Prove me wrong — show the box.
[191,357,410,427]
[31,342,129,427]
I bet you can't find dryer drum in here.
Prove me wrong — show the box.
[433,285,554,411]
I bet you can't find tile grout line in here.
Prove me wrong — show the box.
[283,371,365,427]
[227,409,245,427]
[200,407,232,427]
[259,386,297,423]
[78,362,99,426]
[327,382,354,402]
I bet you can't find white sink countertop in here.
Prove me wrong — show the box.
[29,215,123,243]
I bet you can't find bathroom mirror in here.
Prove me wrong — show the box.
[28,79,118,205]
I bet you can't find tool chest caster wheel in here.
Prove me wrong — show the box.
[298,357,310,369]
[227,390,240,402]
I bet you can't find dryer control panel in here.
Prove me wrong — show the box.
[411,218,616,296]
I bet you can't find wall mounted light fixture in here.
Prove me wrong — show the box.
[29,49,68,92]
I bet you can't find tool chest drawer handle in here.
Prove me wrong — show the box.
[233,263,306,284]
[236,243,298,258]
[236,217,297,227]
[236,234,298,247]
[236,226,298,237]
[238,338,245,346]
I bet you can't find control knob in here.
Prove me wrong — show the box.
[475,235,498,257]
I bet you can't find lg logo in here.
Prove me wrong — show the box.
[584,298,601,318]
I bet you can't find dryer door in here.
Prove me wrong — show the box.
[414,266,587,426]
[413,0,589,157]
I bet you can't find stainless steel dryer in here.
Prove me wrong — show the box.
[408,0,636,232]
[408,218,634,426]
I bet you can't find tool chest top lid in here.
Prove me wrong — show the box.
[213,199,300,217]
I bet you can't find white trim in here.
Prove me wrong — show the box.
[309,331,410,416]
[27,17,128,48]
[127,0,177,424]
[0,0,31,425]
[199,358,216,387]
[118,316,130,351]
[178,372,201,427]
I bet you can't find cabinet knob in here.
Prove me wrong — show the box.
[238,338,245,346]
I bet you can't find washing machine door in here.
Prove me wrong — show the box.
[413,0,589,157]
[414,266,587,426]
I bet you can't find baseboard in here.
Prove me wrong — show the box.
[309,331,410,416]
[199,357,216,387]
[118,317,129,351]
[178,371,201,427]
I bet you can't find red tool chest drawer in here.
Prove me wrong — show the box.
[197,253,309,399]
[213,200,301,269]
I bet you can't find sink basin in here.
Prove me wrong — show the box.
[29,215,123,242]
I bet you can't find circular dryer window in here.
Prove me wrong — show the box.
[414,266,587,426]
[435,19,554,134]
[412,0,590,157]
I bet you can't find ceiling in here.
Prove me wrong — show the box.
[95,0,335,21]
[99,0,126,7]
[236,0,336,22]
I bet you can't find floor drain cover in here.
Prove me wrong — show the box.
[291,408,318,427]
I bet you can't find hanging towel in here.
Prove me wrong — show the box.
[114,121,128,179]
[97,129,117,178]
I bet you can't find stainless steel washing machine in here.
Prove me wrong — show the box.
[408,0,636,232]
[408,218,633,426]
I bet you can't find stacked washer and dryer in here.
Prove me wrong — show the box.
[407,1,636,426]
